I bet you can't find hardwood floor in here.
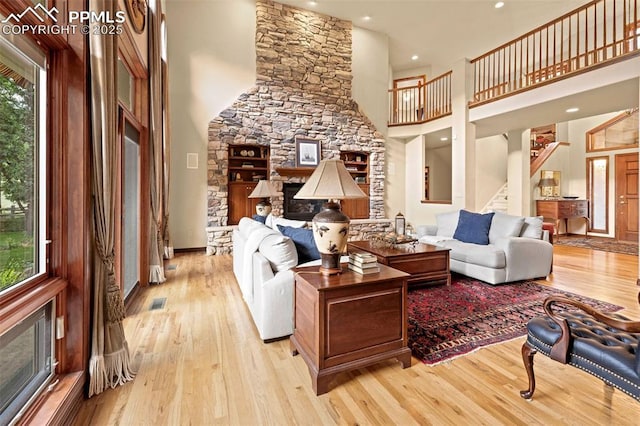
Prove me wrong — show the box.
[74,246,640,425]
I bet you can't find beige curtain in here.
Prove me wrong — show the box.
[161,15,173,260]
[88,0,135,396]
[149,0,167,282]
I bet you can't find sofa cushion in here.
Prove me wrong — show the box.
[277,225,320,264]
[238,216,272,240]
[266,214,307,230]
[252,214,267,224]
[436,210,460,238]
[520,216,544,239]
[488,212,525,244]
[453,210,495,245]
[258,233,298,272]
[443,240,507,269]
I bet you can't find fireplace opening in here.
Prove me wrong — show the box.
[283,183,324,221]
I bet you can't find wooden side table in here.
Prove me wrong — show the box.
[536,199,589,238]
[290,264,411,395]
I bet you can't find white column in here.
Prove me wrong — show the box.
[506,129,530,216]
[451,58,476,210]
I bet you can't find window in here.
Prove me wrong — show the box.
[0,36,47,295]
[0,300,55,425]
[587,109,639,152]
[587,157,609,233]
[117,57,134,111]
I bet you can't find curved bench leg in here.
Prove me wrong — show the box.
[520,342,537,399]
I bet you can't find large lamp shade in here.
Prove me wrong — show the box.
[248,180,280,216]
[294,159,367,275]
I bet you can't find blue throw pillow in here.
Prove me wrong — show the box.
[277,225,320,264]
[453,210,495,245]
[252,214,267,224]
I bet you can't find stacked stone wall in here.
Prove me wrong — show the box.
[207,0,387,253]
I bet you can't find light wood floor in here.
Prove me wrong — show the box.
[74,246,640,425]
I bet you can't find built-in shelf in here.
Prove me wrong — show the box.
[275,167,315,177]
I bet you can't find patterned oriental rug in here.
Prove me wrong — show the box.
[553,236,638,256]
[408,276,623,365]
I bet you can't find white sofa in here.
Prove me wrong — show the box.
[232,217,300,341]
[232,216,341,341]
[417,210,553,285]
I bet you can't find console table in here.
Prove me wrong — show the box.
[536,199,589,238]
[290,264,411,395]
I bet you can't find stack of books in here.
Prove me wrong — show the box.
[348,252,379,274]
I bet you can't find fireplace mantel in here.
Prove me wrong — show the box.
[275,167,315,177]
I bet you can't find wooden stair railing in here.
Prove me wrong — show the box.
[530,142,570,177]
[470,0,639,107]
[388,71,452,126]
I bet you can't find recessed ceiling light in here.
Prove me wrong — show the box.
[411,54,419,61]
[495,1,505,8]
[308,1,317,6]
[363,16,372,21]
[440,137,449,141]
[566,107,580,113]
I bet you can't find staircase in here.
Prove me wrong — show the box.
[481,183,508,213]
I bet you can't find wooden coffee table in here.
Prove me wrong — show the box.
[347,240,451,287]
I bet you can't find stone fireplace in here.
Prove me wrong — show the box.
[206,0,390,254]
[282,183,323,221]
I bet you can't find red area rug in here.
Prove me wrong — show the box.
[408,275,623,365]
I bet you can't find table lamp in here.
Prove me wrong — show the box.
[248,180,280,216]
[538,177,558,199]
[294,159,367,275]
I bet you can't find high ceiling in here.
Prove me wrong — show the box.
[276,0,589,72]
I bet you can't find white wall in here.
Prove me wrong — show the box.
[425,143,452,201]
[403,116,457,226]
[352,27,388,133]
[166,0,256,248]
[476,135,507,210]
[393,66,431,81]
[352,26,405,218]
[167,2,400,248]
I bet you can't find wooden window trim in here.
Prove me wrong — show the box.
[0,277,66,335]
[1,0,91,424]
[0,0,70,50]
[586,109,639,152]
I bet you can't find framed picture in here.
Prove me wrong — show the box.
[295,137,321,168]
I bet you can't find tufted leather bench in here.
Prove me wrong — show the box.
[520,295,640,402]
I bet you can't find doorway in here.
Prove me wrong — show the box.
[615,153,639,243]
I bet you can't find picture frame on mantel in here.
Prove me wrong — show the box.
[295,137,321,168]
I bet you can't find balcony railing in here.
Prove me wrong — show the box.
[388,71,452,126]
[470,0,639,106]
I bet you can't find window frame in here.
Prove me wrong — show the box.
[586,109,639,153]
[0,35,49,298]
[0,0,91,423]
